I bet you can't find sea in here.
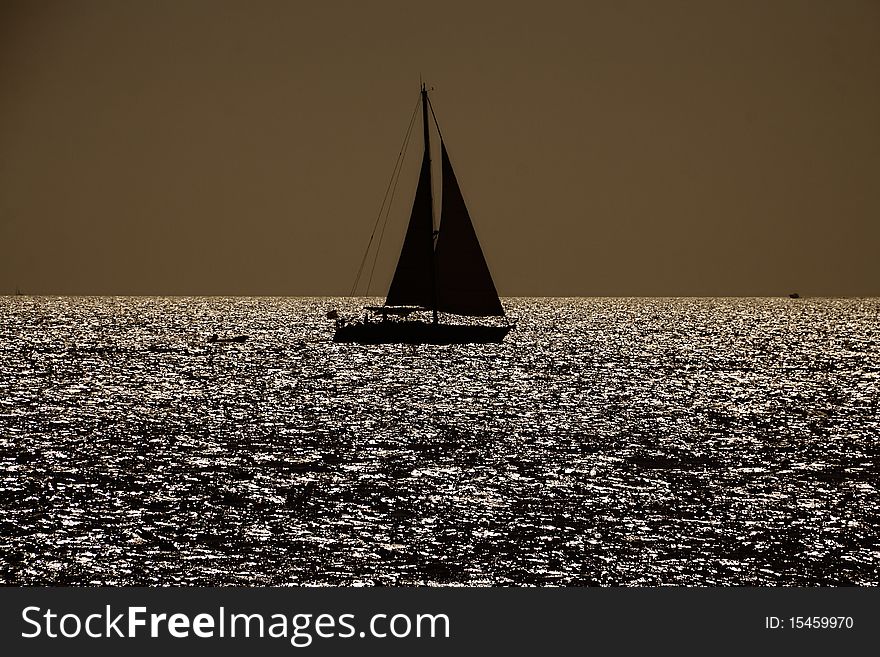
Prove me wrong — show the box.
[0,296,877,586]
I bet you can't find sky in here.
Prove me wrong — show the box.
[1,0,878,296]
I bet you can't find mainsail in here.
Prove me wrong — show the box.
[435,143,504,316]
[385,149,435,308]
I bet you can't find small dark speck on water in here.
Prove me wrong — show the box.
[0,296,878,585]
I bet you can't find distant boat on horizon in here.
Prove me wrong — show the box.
[331,83,513,345]
[788,292,801,299]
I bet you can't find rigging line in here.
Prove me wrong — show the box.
[350,96,420,295]
[350,95,421,296]
[366,107,418,296]
[365,105,418,296]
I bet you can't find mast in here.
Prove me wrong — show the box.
[422,83,439,325]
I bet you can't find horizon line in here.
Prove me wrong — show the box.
[3,293,877,300]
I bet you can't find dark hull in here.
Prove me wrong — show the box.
[333,321,512,345]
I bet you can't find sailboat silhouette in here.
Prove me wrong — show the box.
[333,84,513,345]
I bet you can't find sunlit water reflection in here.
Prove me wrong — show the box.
[1,296,877,585]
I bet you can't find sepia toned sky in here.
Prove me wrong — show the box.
[1,0,878,296]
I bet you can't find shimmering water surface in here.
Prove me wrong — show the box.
[1,296,878,585]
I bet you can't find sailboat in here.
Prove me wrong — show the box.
[333,84,513,345]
